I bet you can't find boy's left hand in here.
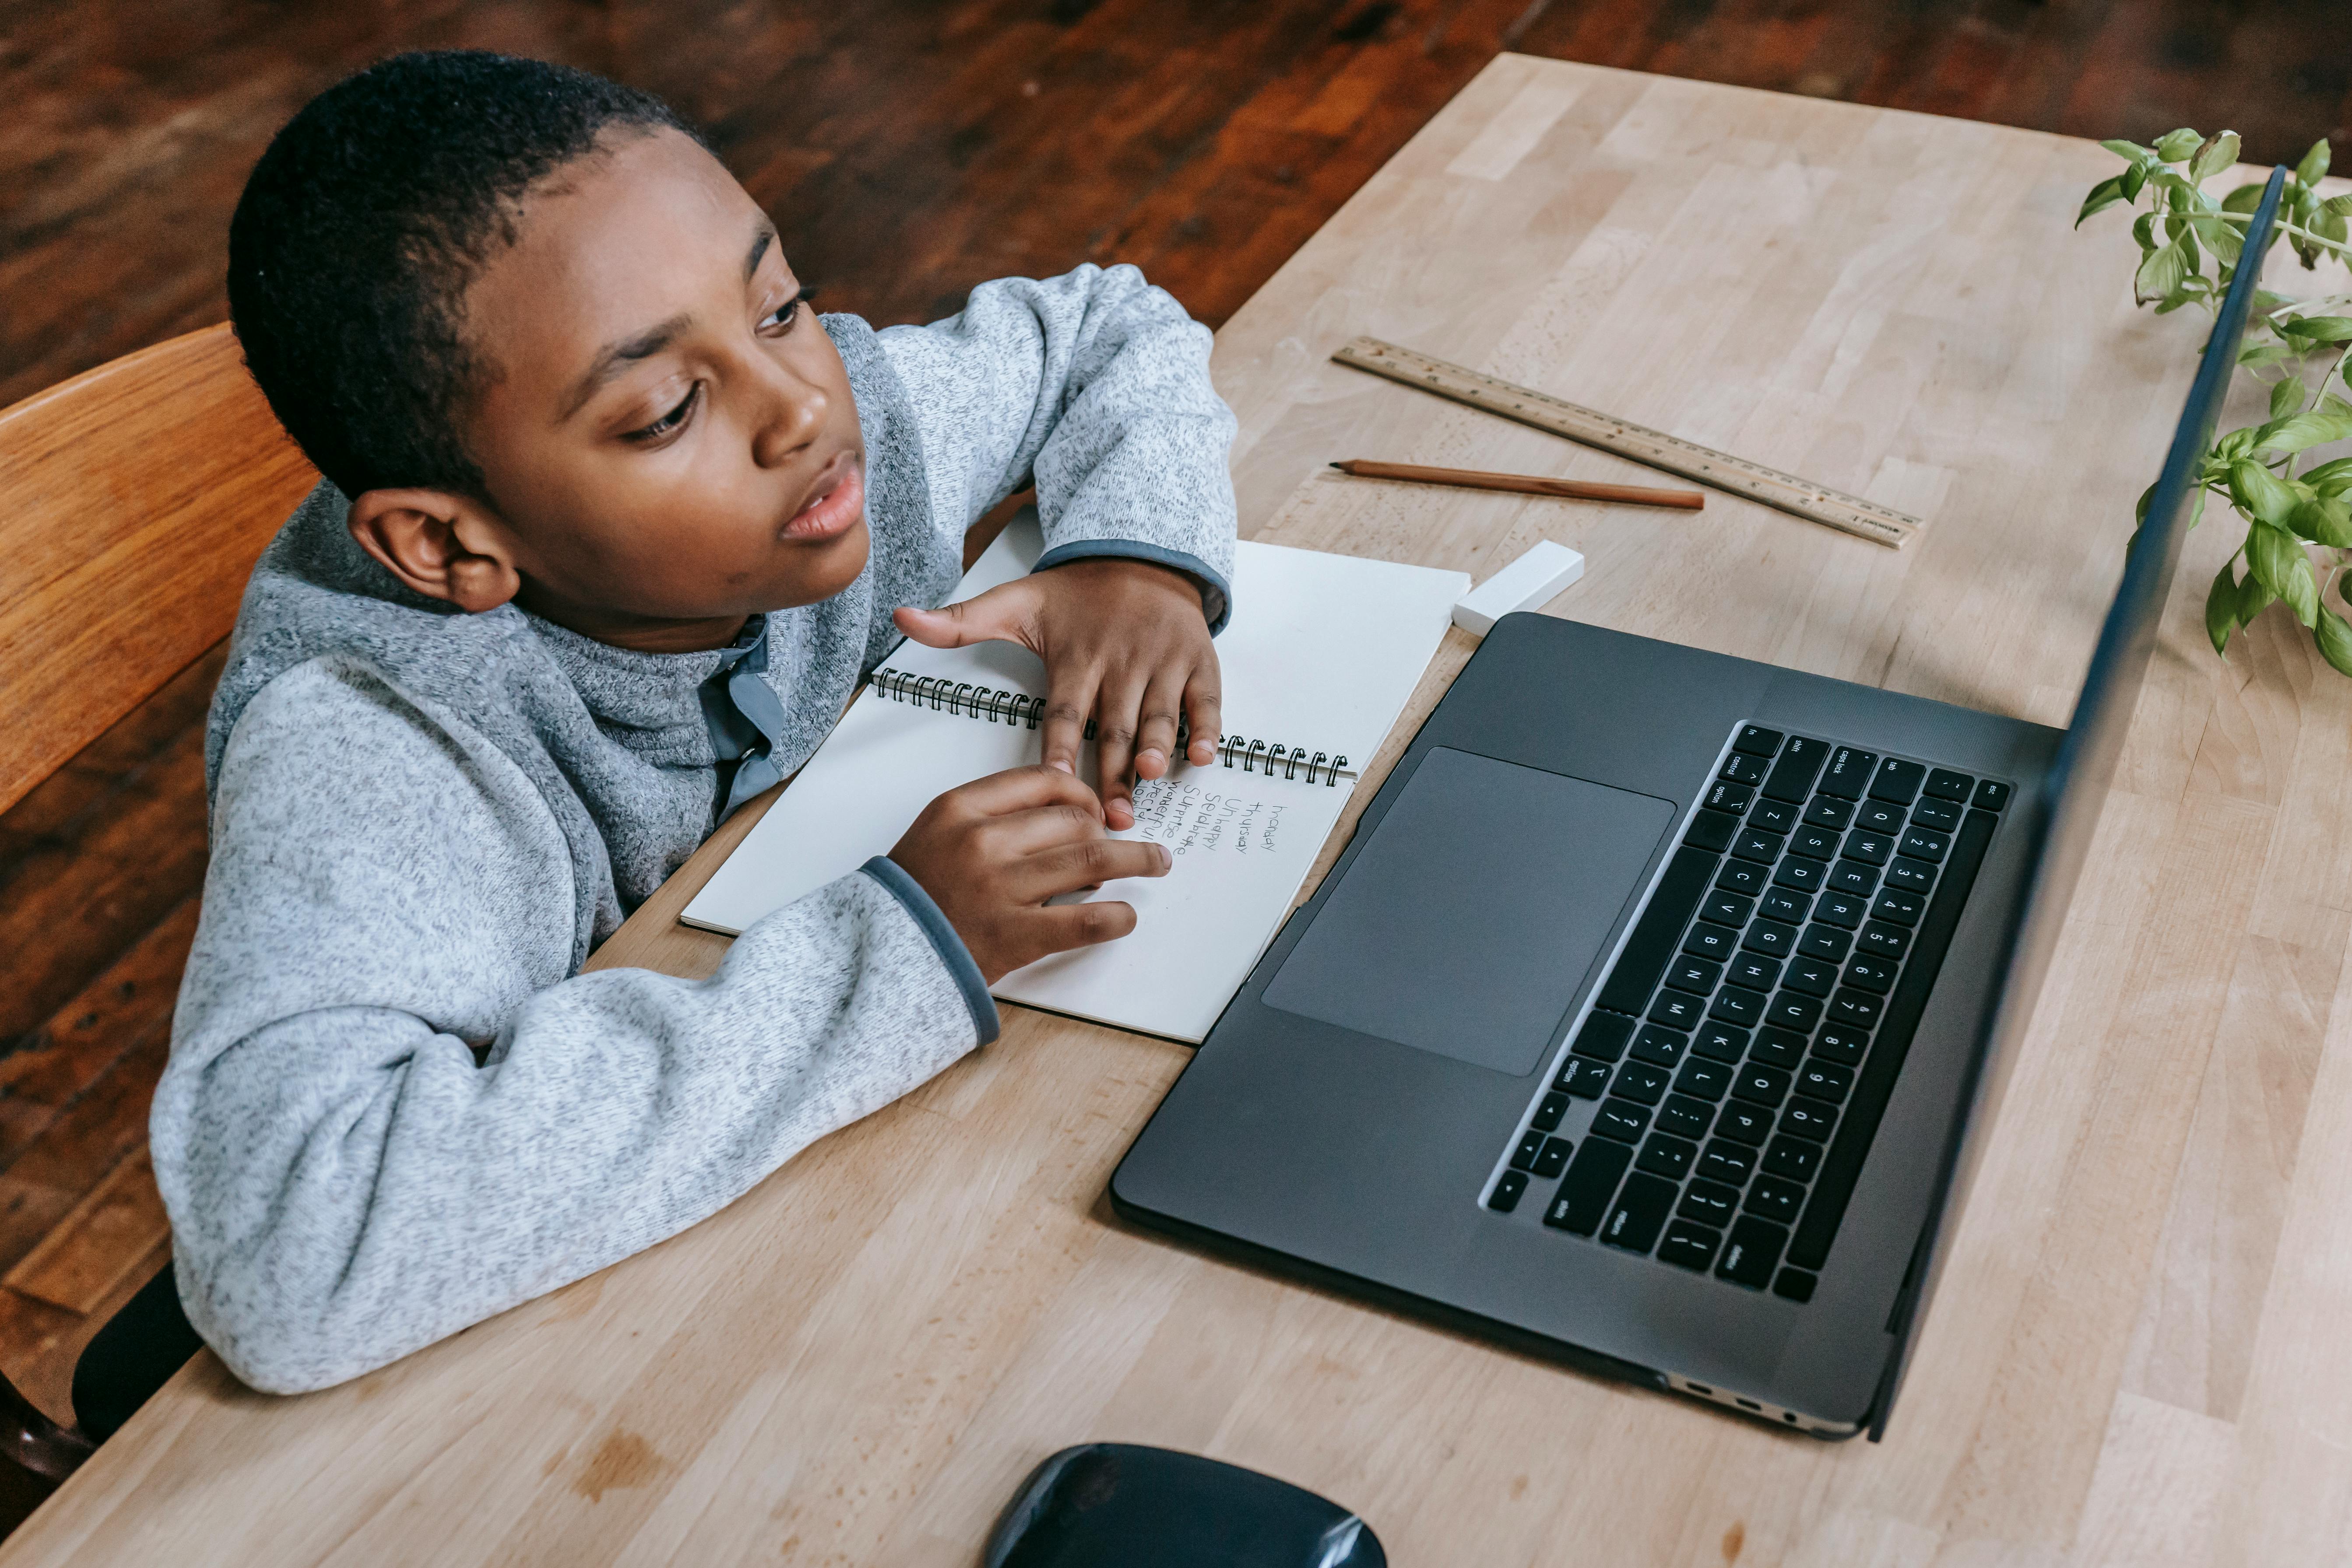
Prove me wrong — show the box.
[894,557,1220,830]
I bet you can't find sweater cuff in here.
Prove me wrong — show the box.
[861,856,1000,1045]
[1032,540,1232,636]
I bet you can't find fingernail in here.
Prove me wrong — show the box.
[1139,748,1164,770]
[1048,759,1073,773]
[1156,844,1171,869]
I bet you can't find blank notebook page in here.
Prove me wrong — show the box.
[682,515,1467,1042]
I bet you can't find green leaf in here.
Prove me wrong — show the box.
[2317,607,2352,678]
[2215,428,2258,462]
[2289,494,2352,546]
[2272,377,2308,419]
[2206,561,2241,654]
[2238,563,2273,622]
[2122,161,2149,202]
[2245,521,2320,626]
[2154,128,2203,162]
[2101,138,2154,162]
[2192,214,2243,263]
[2232,457,2300,523]
[2284,315,2352,344]
[2135,239,2190,304]
[2132,211,2160,253]
[2190,131,2242,183]
[2134,480,2159,524]
[2239,341,2296,370]
[2323,194,2352,219]
[2302,455,2352,495]
[2253,408,2352,455]
[2298,139,2332,186]
[2320,208,2350,248]
[2077,175,2128,227]
[2222,182,2268,214]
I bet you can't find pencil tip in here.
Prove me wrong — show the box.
[1328,461,1345,471]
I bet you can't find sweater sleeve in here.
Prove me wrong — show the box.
[151,655,988,1394]
[876,263,1240,631]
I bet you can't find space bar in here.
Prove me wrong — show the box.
[1786,806,1998,1272]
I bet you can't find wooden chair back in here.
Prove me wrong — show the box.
[0,323,319,816]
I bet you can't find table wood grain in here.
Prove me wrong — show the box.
[12,57,2351,1566]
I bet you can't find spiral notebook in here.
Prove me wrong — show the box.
[682,514,1469,1042]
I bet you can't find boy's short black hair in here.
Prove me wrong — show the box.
[228,51,703,499]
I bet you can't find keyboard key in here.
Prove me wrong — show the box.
[1679,1179,1740,1225]
[1544,1139,1634,1235]
[1779,1099,1836,1142]
[1649,991,1706,1030]
[1489,1171,1528,1212]
[1811,1026,1868,1067]
[1972,778,2012,811]
[1592,1099,1652,1142]
[1745,1173,1807,1223]
[1749,798,1800,834]
[1510,1129,1547,1171]
[1716,1216,1789,1288]
[1664,955,1723,995]
[1732,724,1783,756]
[1763,993,1824,1032]
[1856,921,1910,960]
[1797,923,1852,962]
[1815,746,1878,799]
[1720,752,1768,786]
[1657,1219,1724,1272]
[1828,990,1883,1029]
[1683,808,1740,852]
[1596,846,1722,1014]
[1761,736,1833,802]
[1747,1026,1807,1070]
[1731,827,1785,864]
[1854,798,1906,834]
[1601,1174,1680,1254]
[1715,859,1768,897]
[1910,797,1962,833]
[1842,830,1894,866]
[1772,858,1825,893]
[1789,825,1840,862]
[1762,1136,1822,1182]
[1742,918,1798,957]
[1699,1139,1757,1185]
[1702,889,1754,928]
[1530,1091,1570,1132]
[1730,1063,1791,1107]
[1703,779,1754,814]
[1780,956,1839,998]
[1683,921,1739,962]
[1691,1022,1750,1063]
[1803,795,1855,831]
[1611,1062,1672,1106]
[1533,1136,1574,1179]
[1726,952,1782,991]
[1635,1133,1698,1181]
[1899,826,1951,864]
[1712,1102,1771,1146]
[1674,1058,1733,1100]
[1555,1058,1613,1097]
[1631,1026,1689,1068]
[1842,955,1897,995]
[1811,889,1868,929]
[1773,1267,1818,1303]
[1923,767,1974,803]
[1825,860,1880,896]
[1708,985,1767,1027]
[1657,1093,1715,1139]
[1796,1060,1855,1103]
[1757,886,1811,925]
[1572,1012,1635,1062]
[1871,886,1926,926]
[1869,758,1926,804]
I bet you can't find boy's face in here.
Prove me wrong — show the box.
[386,127,870,647]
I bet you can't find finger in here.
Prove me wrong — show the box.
[891,578,1044,652]
[975,799,1112,860]
[1182,660,1224,768]
[940,763,1103,821]
[1039,665,1099,779]
[1009,837,1171,904]
[1019,897,1141,954]
[1132,670,1186,781]
[1092,674,1148,827]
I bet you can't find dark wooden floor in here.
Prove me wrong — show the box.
[0,0,2341,1513]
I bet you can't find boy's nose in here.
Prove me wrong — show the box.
[748,362,827,468]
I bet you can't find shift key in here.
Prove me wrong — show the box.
[1542,1138,1634,1236]
[1600,1173,1680,1255]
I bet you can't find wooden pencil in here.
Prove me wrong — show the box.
[1329,458,1705,510]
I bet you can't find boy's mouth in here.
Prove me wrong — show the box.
[780,454,865,542]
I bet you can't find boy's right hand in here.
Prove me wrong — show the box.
[888,766,1171,983]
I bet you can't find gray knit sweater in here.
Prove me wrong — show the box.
[157,265,1237,1394]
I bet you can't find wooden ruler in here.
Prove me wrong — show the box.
[1331,337,1923,549]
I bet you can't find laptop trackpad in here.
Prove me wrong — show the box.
[1263,747,1675,1077]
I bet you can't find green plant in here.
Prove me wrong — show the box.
[2078,130,2352,674]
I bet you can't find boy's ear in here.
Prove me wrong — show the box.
[347,488,523,614]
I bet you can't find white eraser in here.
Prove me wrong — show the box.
[1450,540,1586,636]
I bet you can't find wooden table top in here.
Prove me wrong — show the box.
[14,56,2351,1567]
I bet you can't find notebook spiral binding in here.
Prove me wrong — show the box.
[868,667,1357,785]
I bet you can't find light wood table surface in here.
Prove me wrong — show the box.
[13,56,2352,1567]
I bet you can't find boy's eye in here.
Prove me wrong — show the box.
[759,287,816,334]
[624,382,700,443]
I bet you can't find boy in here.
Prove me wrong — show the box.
[158,49,1237,1394]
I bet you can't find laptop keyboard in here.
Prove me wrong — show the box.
[1484,724,2010,1304]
